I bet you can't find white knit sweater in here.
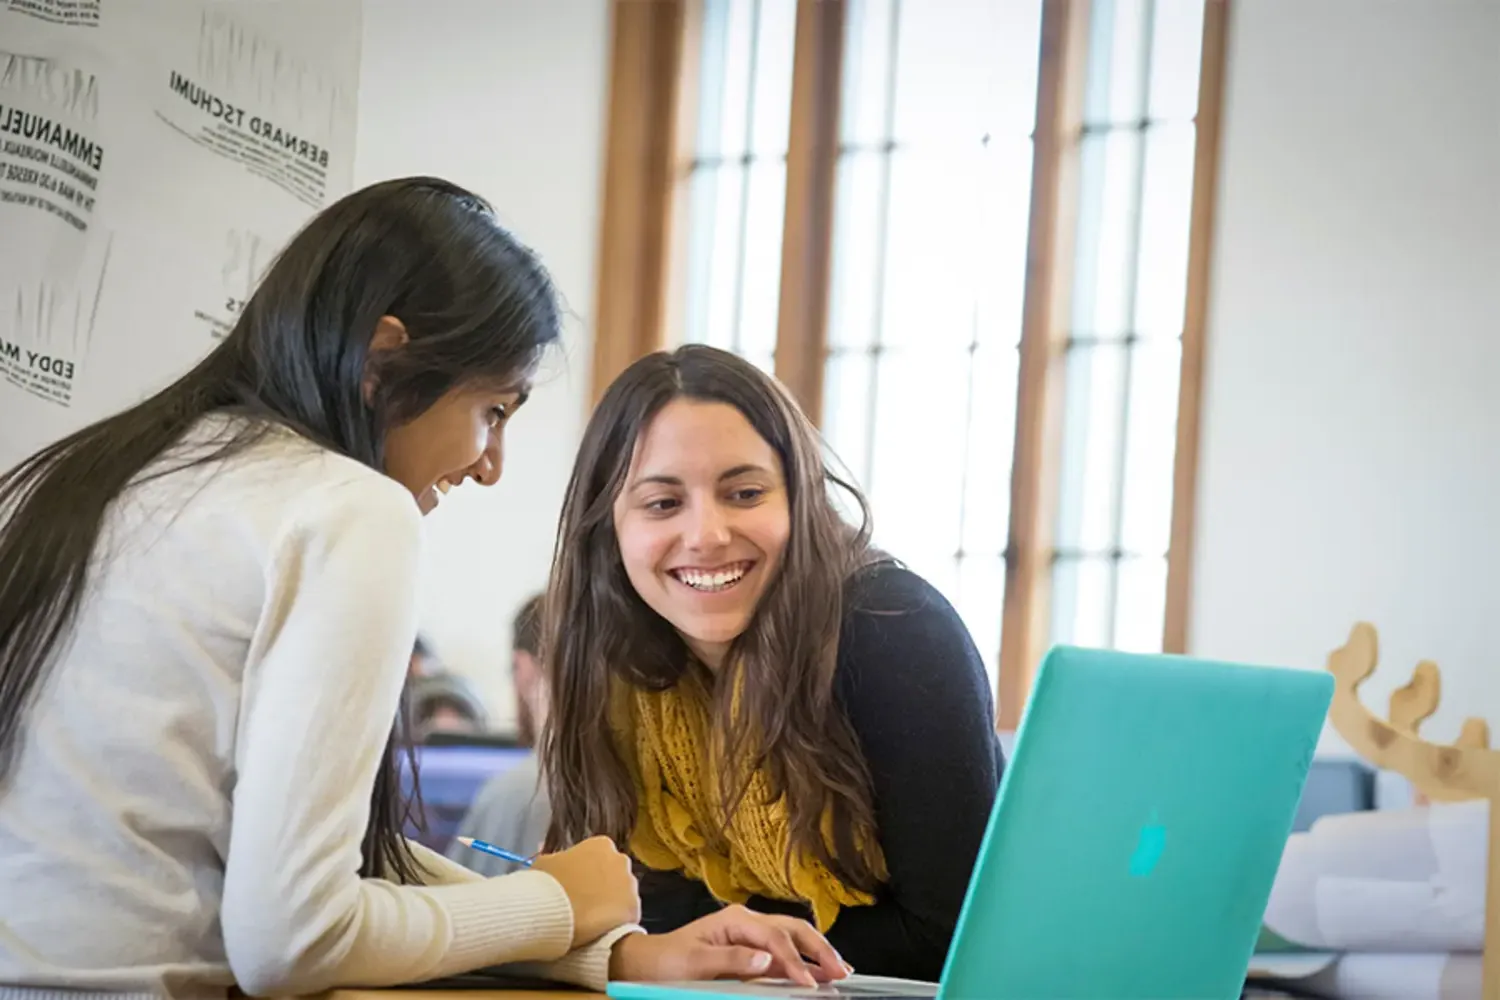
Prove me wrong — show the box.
[0,421,635,999]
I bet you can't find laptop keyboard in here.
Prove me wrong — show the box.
[763,990,922,999]
[641,976,938,998]
[767,979,937,998]
[824,985,927,998]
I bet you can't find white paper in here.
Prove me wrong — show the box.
[1253,953,1481,1000]
[1264,800,1487,952]
[1315,876,1482,953]
[0,0,359,470]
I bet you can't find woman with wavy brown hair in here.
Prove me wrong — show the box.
[543,345,1005,982]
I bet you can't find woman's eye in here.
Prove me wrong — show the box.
[644,497,680,514]
[729,487,765,503]
[489,405,508,425]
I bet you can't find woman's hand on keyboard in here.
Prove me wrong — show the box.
[609,904,851,986]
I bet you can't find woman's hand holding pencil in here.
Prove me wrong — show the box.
[516,835,642,948]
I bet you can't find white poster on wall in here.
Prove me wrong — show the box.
[0,0,360,469]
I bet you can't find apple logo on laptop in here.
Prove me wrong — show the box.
[1129,811,1166,877]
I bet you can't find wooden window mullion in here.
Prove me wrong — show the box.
[997,0,1095,730]
[589,0,696,408]
[773,0,847,426]
[1162,0,1230,654]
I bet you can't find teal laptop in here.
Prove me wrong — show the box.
[607,646,1333,1000]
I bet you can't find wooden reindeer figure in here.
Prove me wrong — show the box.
[1325,623,1500,998]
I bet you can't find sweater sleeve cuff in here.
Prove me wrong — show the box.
[506,923,645,992]
[434,869,575,973]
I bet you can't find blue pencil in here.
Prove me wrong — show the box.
[455,836,534,868]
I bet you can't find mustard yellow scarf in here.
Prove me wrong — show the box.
[610,674,885,932]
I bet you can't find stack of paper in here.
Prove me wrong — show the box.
[1254,799,1487,999]
[1249,952,1481,999]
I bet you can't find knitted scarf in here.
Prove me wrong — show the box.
[610,674,884,932]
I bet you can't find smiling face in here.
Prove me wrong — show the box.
[383,383,526,514]
[613,398,791,669]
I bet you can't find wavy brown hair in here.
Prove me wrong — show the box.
[541,345,886,894]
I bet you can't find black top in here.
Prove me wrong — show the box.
[637,561,1006,981]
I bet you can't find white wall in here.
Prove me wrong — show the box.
[354,0,610,726]
[1188,0,1500,749]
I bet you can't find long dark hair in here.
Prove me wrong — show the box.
[0,176,561,883]
[542,345,885,894]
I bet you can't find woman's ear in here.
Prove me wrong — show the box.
[363,315,409,404]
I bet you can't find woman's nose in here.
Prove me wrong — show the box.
[470,433,503,487]
[684,501,731,550]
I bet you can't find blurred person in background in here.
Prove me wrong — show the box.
[447,593,551,875]
[407,635,439,679]
[409,666,490,740]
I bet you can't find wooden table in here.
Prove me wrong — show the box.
[321,985,1314,999]
[324,992,596,1000]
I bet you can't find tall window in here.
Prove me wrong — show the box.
[1051,0,1205,653]
[595,0,1225,713]
[820,0,1045,682]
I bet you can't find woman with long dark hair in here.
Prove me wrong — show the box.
[0,179,843,999]
[543,345,1006,982]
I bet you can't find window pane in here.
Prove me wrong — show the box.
[822,349,875,490]
[868,348,970,560]
[744,350,776,376]
[750,0,798,154]
[681,166,717,346]
[701,0,756,159]
[1148,0,1206,121]
[695,0,732,160]
[737,160,788,357]
[1119,341,1181,557]
[1052,556,1113,648]
[962,346,1020,559]
[1054,344,1127,552]
[1083,0,1150,127]
[976,138,1037,349]
[841,0,896,145]
[989,1,1047,136]
[957,555,1006,689]
[682,165,746,349]
[1071,129,1143,339]
[1114,556,1168,653]
[881,148,985,350]
[1134,122,1196,339]
[828,151,887,351]
[892,0,1045,145]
